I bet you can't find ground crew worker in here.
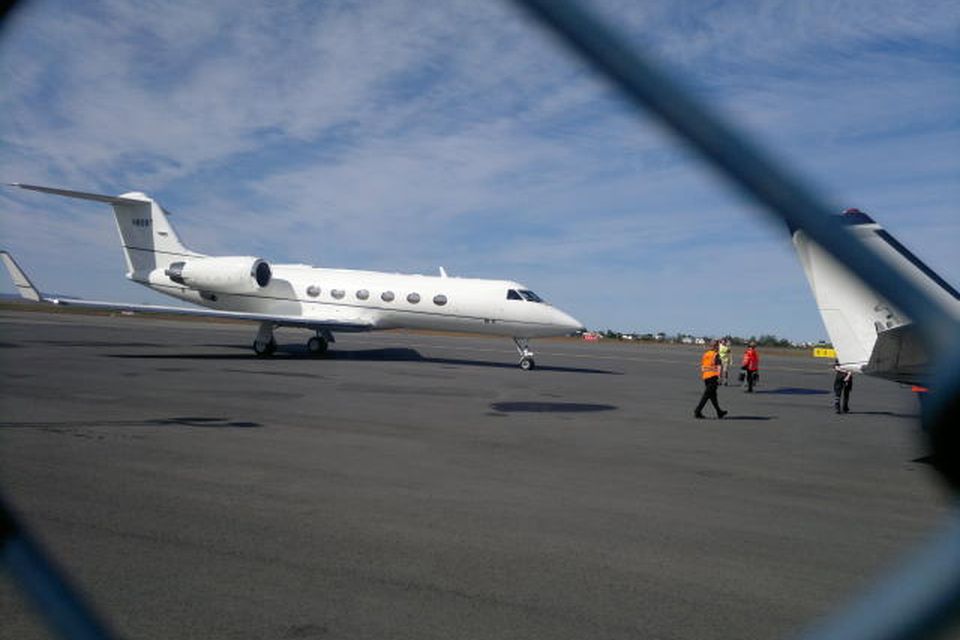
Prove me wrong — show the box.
[833,360,853,413]
[718,338,732,385]
[694,340,728,419]
[742,342,760,393]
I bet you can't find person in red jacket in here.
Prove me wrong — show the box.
[741,342,760,392]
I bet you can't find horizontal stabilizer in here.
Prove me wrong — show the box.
[9,183,148,205]
[864,323,928,386]
[0,250,41,301]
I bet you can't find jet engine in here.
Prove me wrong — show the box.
[165,256,272,294]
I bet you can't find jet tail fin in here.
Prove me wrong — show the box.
[791,208,958,377]
[9,183,203,279]
[1,250,42,302]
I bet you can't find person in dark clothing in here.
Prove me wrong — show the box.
[833,361,853,413]
[695,341,728,419]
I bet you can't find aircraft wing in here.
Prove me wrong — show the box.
[40,297,374,332]
[1,250,373,333]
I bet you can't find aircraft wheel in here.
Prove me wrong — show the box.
[307,336,328,356]
[253,339,276,357]
[519,356,535,371]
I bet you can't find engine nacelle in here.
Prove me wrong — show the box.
[165,256,272,294]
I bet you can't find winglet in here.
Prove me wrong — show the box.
[439,266,448,278]
[0,251,42,301]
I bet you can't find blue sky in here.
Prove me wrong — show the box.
[1,0,957,342]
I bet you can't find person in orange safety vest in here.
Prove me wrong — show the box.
[694,340,728,419]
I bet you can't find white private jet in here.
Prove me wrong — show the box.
[2,183,584,369]
[791,207,960,386]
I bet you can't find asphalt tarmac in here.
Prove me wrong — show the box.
[0,310,950,639]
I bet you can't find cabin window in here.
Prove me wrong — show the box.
[519,290,543,303]
[433,294,447,306]
[331,289,345,299]
[507,289,522,301]
[407,292,421,304]
[381,291,395,302]
[356,289,370,300]
[306,285,320,298]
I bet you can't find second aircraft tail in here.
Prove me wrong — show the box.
[791,208,958,381]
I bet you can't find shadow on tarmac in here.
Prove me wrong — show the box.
[754,387,830,395]
[0,417,262,429]
[846,410,919,419]
[31,339,161,348]
[697,415,774,421]
[108,346,621,375]
[490,401,618,413]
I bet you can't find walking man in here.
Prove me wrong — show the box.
[833,360,853,413]
[695,340,728,419]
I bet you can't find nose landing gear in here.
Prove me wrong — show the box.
[513,337,536,371]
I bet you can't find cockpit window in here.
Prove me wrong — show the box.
[519,290,543,303]
[507,289,522,301]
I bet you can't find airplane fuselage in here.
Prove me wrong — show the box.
[138,263,582,339]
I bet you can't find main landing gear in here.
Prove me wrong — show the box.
[253,322,277,357]
[513,337,536,371]
[251,323,334,357]
[307,329,334,356]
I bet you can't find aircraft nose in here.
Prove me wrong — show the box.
[555,308,585,333]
